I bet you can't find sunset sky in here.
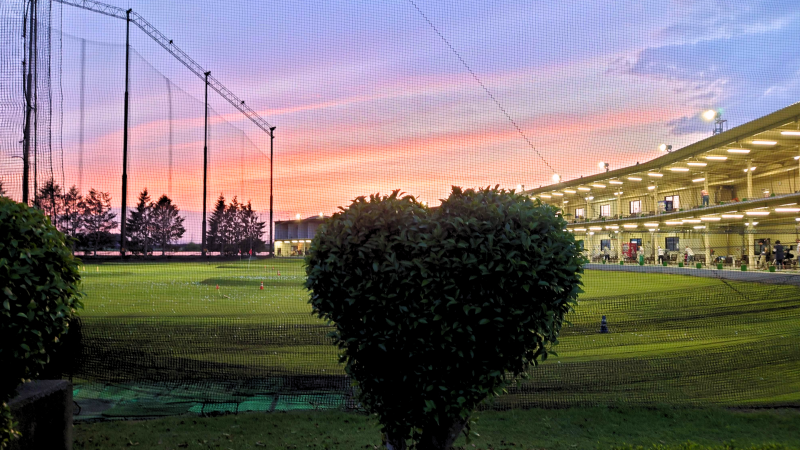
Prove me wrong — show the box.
[5,0,800,242]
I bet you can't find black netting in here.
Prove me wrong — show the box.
[2,0,800,422]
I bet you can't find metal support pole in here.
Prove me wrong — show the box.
[747,159,753,200]
[22,0,37,205]
[746,222,754,268]
[120,9,131,256]
[269,127,276,256]
[201,71,210,256]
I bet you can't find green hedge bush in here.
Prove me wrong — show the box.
[305,187,585,449]
[0,197,82,448]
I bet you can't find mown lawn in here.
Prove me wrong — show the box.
[72,259,800,408]
[73,406,800,450]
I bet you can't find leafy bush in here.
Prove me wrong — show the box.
[305,187,585,449]
[0,197,82,448]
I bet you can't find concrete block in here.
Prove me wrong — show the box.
[8,380,72,450]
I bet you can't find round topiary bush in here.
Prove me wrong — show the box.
[305,187,585,449]
[0,197,82,448]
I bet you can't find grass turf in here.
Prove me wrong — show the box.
[72,406,800,449]
[71,259,800,408]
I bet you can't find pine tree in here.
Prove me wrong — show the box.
[238,201,266,254]
[151,194,186,255]
[82,188,118,255]
[62,185,84,249]
[127,189,153,255]
[207,194,226,254]
[34,179,64,225]
[223,196,243,255]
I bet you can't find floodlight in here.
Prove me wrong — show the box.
[702,109,718,121]
[552,173,561,182]
[658,144,672,152]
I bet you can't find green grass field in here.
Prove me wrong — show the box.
[71,258,800,411]
[73,406,800,450]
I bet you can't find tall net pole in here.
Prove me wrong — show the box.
[269,127,275,256]
[21,0,37,205]
[119,8,131,256]
[201,71,209,257]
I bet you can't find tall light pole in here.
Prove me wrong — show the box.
[119,8,132,256]
[201,71,210,257]
[269,126,275,256]
[703,109,727,135]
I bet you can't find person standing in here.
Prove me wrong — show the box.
[757,240,767,269]
[701,188,710,207]
[774,240,785,270]
[657,245,665,264]
[603,246,610,262]
[686,245,694,263]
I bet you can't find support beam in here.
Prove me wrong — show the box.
[52,0,273,134]
[119,9,131,256]
[703,230,711,267]
[21,0,37,205]
[652,230,657,264]
[747,159,753,200]
[652,184,658,215]
[201,71,209,257]
[746,222,754,268]
[269,127,275,256]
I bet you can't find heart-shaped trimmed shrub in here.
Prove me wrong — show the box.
[305,187,585,449]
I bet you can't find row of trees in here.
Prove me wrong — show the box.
[126,189,186,255]
[3,179,265,256]
[30,181,187,256]
[32,180,119,255]
[0,179,116,254]
[208,194,267,255]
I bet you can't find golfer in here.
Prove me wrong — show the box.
[657,246,665,264]
[775,240,785,270]
[685,246,694,263]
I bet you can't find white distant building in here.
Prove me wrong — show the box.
[273,215,326,257]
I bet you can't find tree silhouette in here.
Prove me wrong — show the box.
[207,194,226,255]
[62,186,84,249]
[34,179,63,224]
[126,189,154,255]
[206,194,265,256]
[152,194,186,255]
[82,189,117,255]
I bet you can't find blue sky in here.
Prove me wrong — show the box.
[31,0,800,222]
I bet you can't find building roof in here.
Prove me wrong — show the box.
[526,101,800,197]
[275,215,327,224]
